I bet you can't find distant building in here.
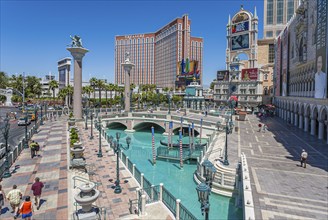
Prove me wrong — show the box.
[57,57,71,90]
[115,14,203,89]
[40,73,56,97]
[263,0,299,39]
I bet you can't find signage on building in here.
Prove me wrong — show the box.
[241,68,258,80]
[124,34,145,39]
[315,0,328,99]
[230,64,239,72]
[232,21,249,34]
[231,34,249,50]
[177,59,200,78]
[217,70,229,81]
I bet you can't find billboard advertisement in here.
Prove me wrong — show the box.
[217,70,229,81]
[177,59,200,78]
[315,0,327,99]
[281,27,288,97]
[232,21,249,34]
[231,34,249,50]
[275,36,282,96]
[241,68,258,80]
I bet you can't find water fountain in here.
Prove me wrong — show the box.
[74,182,100,219]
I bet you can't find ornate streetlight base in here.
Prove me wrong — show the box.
[97,152,103,158]
[114,185,122,194]
[90,136,94,140]
[223,160,229,166]
[3,171,11,178]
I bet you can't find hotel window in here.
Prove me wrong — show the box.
[287,0,294,22]
[268,44,275,63]
[266,0,273,25]
[264,74,268,80]
[277,0,284,24]
[266,31,273,38]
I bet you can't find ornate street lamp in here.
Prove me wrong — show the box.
[1,115,11,178]
[196,182,211,220]
[34,104,38,131]
[113,132,131,194]
[90,113,94,140]
[202,160,216,188]
[84,108,89,130]
[97,117,103,157]
[223,118,230,165]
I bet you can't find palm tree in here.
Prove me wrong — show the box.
[82,85,94,107]
[95,79,106,107]
[49,80,59,99]
[107,83,115,107]
[89,77,98,101]
[0,72,9,89]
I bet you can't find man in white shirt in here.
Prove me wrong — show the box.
[314,56,327,99]
[300,149,308,168]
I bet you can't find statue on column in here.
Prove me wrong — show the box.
[125,51,131,63]
[70,35,83,48]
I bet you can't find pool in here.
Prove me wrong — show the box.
[106,127,242,219]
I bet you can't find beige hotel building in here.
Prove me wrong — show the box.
[115,14,203,88]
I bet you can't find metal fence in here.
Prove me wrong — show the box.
[179,202,198,220]
[134,167,141,184]
[128,159,133,173]
[162,186,177,215]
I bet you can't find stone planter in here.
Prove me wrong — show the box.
[74,182,100,212]
[68,118,76,126]
[73,142,82,148]
[71,145,85,158]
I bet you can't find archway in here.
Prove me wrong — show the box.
[133,122,165,133]
[106,122,127,130]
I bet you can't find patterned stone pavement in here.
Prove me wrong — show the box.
[0,117,68,219]
[234,114,328,220]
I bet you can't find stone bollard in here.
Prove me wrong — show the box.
[176,199,181,220]
[141,173,144,189]
[141,194,146,216]
[159,183,163,202]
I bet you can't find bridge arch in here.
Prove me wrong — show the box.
[172,126,200,136]
[133,122,165,133]
[106,121,127,130]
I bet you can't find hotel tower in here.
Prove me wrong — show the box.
[115,14,203,89]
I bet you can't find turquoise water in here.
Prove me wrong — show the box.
[106,127,242,220]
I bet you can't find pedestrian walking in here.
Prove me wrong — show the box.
[29,140,37,158]
[19,196,34,220]
[6,185,22,217]
[300,149,308,168]
[0,185,6,215]
[262,124,267,133]
[31,177,44,210]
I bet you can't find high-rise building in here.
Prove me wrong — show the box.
[263,0,299,39]
[115,14,203,89]
[57,57,71,89]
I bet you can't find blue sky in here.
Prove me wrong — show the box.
[0,0,264,86]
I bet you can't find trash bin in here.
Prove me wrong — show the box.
[235,126,239,132]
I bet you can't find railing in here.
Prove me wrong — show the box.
[0,120,40,178]
[122,152,127,165]
[72,176,102,190]
[128,159,133,173]
[179,202,198,220]
[142,184,160,204]
[162,186,177,215]
[142,177,152,196]
[241,153,255,220]
[134,167,141,184]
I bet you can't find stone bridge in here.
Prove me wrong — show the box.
[100,112,217,138]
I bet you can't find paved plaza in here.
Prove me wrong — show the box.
[0,111,327,220]
[235,114,328,220]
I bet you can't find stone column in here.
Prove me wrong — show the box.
[67,47,89,119]
[294,113,298,127]
[304,116,309,132]
[299,114,303,129]
[310,117,316,136]
[121,52,134,112]
[318,120,324,139]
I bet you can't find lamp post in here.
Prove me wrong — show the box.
[90,113,94,140]
[84,107,89,130]
[113,132,131,194]
[167,92,173,114]
[34,104,38,129]
[196,159,216,220]
[40,102,44,125]
[1,115,11,178]
[97,117,103,157]
[24,106,28,149]
[223,118,230,165]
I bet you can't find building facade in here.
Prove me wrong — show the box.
[115,14,203,89]
[274,0,328,143]
[214,6,266,109]
[40,74,56,97]
[263,0,300,39]
[57,58,71,90]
